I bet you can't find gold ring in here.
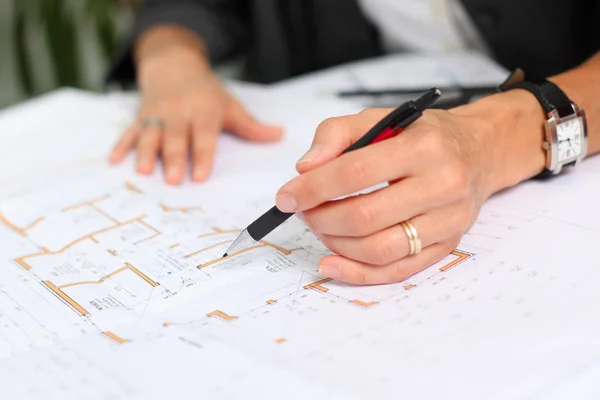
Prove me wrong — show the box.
[400,220,422,256]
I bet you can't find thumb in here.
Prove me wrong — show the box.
[296,108,392,174]
[223,97,284,142]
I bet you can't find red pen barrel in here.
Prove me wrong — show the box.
[370,127,404,144]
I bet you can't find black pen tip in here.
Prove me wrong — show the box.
[222,253,228,258]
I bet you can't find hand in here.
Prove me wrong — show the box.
[109,48,283,185]
[275,108,501,285]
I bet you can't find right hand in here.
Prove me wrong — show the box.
[109,47,283,185]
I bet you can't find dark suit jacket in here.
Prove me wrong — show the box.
[107,0,600,86]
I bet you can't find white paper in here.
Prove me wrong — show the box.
[0,54,599,399]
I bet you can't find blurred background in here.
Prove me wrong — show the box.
[0,0,137,109]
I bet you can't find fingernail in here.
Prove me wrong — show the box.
[137,160,152,174]
[319,264,341,280]
[192,165,205,181]
[297,145,321,164]
[276,193,298,212]
[296,212,305,222]
[167,166,182,183]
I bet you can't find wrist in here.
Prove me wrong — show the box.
[135,26,213,89]
[453,89,547,197]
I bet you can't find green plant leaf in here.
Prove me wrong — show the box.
[13,3,34,96]
[42,0,80,88]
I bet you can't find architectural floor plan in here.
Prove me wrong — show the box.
[1,163,599,399]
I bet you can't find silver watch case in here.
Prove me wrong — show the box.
[543,104,588,175]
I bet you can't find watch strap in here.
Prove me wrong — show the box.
[499,69,578,180]
[506,80,574,118]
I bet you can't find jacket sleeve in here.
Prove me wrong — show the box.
[106,0,248,88]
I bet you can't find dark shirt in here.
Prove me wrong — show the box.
[107,0,600,87]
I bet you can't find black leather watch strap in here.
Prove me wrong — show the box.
[507,80,574,118]
[500,69,579,180]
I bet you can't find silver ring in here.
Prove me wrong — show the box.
[140,117,165,131]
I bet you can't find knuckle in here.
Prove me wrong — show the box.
[351,200,376,235]
[415,129,450,157]
[370,235,397,266]
[345,157,371,184]
[316,117,345,139]
[443,163,471,198]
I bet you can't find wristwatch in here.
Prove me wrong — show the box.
[499,69,588,178]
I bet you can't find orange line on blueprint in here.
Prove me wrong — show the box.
[21,217,45,232]
[44,281,89,316]
[61,194,112,212]
[404,284,416,291]
[0,213,43,236]
[304,278,332,292]
[260,241,292,255]
[89,204,119,224]
[207,310,236,321]
[55,215,147,253]
[133,233,161,245]
[125,181,143,194]
[160,204,203,214]
[184,240,232,259]
[197,245,266,269]
[103,331,129,344]
[439,250,472,272]
[0,212,25,236]
[350,300,377,307]
[198,229,241,238]
[132,219,162,245]
[170,243,180,248]
[58,263,159,289]
[14,215,147,271]
[14,248,51,270]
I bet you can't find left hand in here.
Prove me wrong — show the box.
[275,108,500,285]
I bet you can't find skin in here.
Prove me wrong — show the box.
[109,26,283,184]
[110,26,600,285]
[274,52,600,285]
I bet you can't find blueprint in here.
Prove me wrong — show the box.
[0,158,600,400]
[1,52,599,399]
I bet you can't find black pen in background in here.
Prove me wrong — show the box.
[337,85,499,109]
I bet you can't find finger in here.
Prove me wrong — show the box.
[191,106,224,182]
[276,126,431,213]
[277,125,462,213]
[317,203,472,265]
[317,239,459,285]
[223,98,283,142]
[302,175,467,237]
[296,109,392,174]
[109,124,137,163]
[161,119,189,185]
[136,123,162,175]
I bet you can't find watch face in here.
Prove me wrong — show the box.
[556,117,584,162]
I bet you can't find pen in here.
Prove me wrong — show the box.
[338,86,496,110]
[222,88,442,258]
[337,85,495,99]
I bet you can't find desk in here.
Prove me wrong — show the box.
[0,53,599,400]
